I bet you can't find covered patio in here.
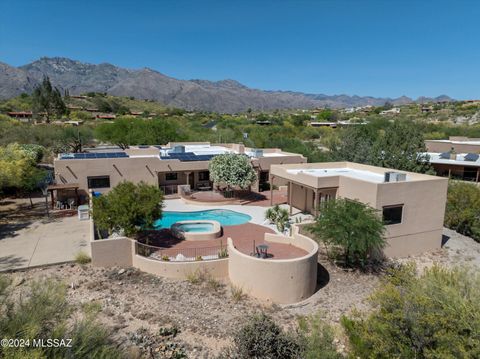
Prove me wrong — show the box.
[46,183,81,210]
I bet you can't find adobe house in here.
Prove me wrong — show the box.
[53,142,306,195]
[270,162,448,257]
[425,137,480,182]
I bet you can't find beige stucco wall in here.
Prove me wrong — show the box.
[55,147,305,193]
[227,229,319,304]
[90,236,229,279]
[376,178,448,257]
[271,161,449,258]
[132,255,228,279]
[91,237,134,267]
[425,140,480,153]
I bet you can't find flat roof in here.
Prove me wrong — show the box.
[427,139,480,145]
[427,152,480,167]
[271,162,441,186]
[286,167,389,183]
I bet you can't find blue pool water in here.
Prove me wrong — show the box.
[177,223,214,233]
[154,209,252,229]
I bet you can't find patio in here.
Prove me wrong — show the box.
[181,188,288,207]
[136,222,308,260]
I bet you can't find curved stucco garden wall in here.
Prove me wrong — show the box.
[227,226,319,304]
[132,254,228,279]
[91,235,229,279]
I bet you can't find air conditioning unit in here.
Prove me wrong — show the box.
[384,171,407,182]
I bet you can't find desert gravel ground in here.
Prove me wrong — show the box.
[2,227,480,357]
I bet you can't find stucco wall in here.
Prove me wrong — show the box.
[132,255,228,279]
[91,237,133,267]
[227,228,318,304]
[425,140,480,153]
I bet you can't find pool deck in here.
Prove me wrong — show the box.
[184,189,288,207]
[137,223,308,260]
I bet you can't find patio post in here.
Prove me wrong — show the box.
[288,181,293,215]
[269,174,274,206]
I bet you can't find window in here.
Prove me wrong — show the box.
[260,171,269,183]
[87,176,110,189]
[198,171,210,181]
[383,205,403,225]
[165,172,178,181]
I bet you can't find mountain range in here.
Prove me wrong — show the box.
[0,57,452,113]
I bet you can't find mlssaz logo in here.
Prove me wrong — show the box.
[33,339,73,348]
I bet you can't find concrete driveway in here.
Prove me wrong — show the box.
[0,197,90,271]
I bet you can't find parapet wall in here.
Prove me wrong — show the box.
[90,221,318,304]
[227,225,318,304]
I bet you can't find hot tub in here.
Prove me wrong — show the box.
[171,220,222,241]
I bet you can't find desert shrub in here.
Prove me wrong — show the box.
[444,181,480,242]
[341,263,480,358]
[230,285,246,302]
[219,313,302,359]
[206,277,223,292]
[298,313,344,359]
[0,276,122,358]
[75,251,91,264]
[217,248,228,258]
[265,204,290,232]
[308,198,385,268]
[185,269,208,285]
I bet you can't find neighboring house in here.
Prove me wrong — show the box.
[379,107,400,115]
[54,142,306,195]
[270,162,448,257]
[425,137,480,182]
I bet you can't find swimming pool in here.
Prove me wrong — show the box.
[154,209,252,229]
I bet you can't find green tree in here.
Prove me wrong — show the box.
[342,264,480,358]
[92,181,164,237]
[32,77,66,122]
[209,153,257,192]
[95,117,182,149]
[58,126,94,153]
[372,120,433,173]
[329,125,378,164]
[444,181,480,242]
[308,198,386,267]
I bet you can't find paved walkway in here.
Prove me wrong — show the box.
[0,197,90,271]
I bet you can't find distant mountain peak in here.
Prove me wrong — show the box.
[0,57,454,113]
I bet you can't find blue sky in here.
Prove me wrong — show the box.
[0,0,479,99]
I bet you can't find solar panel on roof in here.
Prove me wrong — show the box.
[465,153,479,162]
[85,153,96,158]
[439,152,451,159]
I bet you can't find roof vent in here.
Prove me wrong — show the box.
[384,171,407,182]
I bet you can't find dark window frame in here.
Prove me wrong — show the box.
[87,176,110,189]
[382,204,403,225]
[165,172,178,181]
[198,171,210,181]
